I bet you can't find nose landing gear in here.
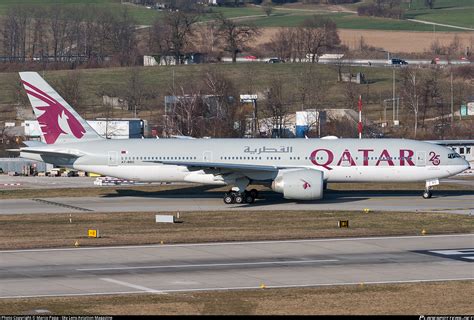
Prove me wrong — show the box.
[223,189,259,204]
[422,190,432,199]
[422,179,438,199]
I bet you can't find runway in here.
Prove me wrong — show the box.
[0,234,472,299]
[0,188,473,215]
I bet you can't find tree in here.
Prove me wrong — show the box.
[261,77,292,138]
[400,67,421,138]
[216,14,260,63]
[268,28,294,61]
[202,68,242,137]
[425,0,435,9]
[56,70,84,110]
[150,11,199,65]
[299,15,340,63]
[108,8,138,66]
[295,65,328,111]
[262,1,274,16]
[124,67,151,118]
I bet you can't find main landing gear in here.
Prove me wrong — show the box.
[223,189,259,204]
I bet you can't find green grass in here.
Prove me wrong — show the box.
[401,0,474,29]
[250,12,460,31]
[403,0,474,10]
[0,64,396,109]
[405,8,474,29]
[0,0,162,25]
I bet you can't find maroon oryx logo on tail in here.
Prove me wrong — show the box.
[22,80,85,144]
[301,179,311,190]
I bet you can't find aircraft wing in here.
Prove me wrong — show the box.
[146,160,300,172]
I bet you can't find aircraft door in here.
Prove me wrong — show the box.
[203,151,213,162]
[108,151,119,166]
[416,151,426,166]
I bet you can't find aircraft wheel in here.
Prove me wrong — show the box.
[234,193,244,204]
[223,193,235,204]
[244,192,255,204]
[422,190,432,199]
[249,189,259,199]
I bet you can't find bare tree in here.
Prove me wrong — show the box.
[295,65,328,111]
[268,28,294,61]
[216,14,260,63]
[261,77,292,138]
[400,67,421,138]
[299,15,341,63]
[150,11,199,64]
[108,8,138,66]
[202,68,242,137]
[262,1,274,16]
[55,70,84,110]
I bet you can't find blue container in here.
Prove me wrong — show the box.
[295,125,309,138]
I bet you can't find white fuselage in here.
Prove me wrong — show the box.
[21,138,470,186]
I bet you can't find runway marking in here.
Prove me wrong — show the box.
[0,277,473,299]
[416,248,474,263]
[0,233,471,253]
[100,278,165,294]
[77,259,339,271]
[31,198,93,212]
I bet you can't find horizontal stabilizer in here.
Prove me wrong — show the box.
[20,148,83,159]
[23,141,46,148]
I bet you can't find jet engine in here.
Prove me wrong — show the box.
[271,169,324,200]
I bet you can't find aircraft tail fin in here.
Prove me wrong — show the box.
[19,72,102,145]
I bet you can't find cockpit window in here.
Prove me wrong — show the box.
[447,153,462,159]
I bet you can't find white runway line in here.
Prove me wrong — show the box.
[1,277,473,300]
[0,233,472,254]
[100,278,165,295]
[77,259,339,271]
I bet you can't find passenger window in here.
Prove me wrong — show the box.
[459,148,465,154]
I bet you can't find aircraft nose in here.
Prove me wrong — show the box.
[463,158,470,170]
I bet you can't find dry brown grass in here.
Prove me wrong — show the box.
[1,281,472,315]
[257,27,474,53]
[0,210,472,250]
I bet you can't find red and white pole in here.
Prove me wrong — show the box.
[358,95,362,139]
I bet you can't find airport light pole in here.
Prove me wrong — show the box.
[450,70,454,123]
[392,67,396,125]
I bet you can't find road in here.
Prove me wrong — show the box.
[0,234,471,299]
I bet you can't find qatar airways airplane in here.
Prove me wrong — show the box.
[18,72,469,204]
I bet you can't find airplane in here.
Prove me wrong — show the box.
[18,72,470,204]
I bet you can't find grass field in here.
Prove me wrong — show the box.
[249,12,459,31]
[402,0,474,29]
[0,208,472,250]
[1,281,472,314]
[0,0,469,31]
[405,8,474,29]
[0,63,397,112]
[403,0,474,10]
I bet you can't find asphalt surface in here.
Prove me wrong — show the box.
[0,188,473,215]
[0,234,472,299]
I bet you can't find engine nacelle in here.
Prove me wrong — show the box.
[271,169,324,200]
